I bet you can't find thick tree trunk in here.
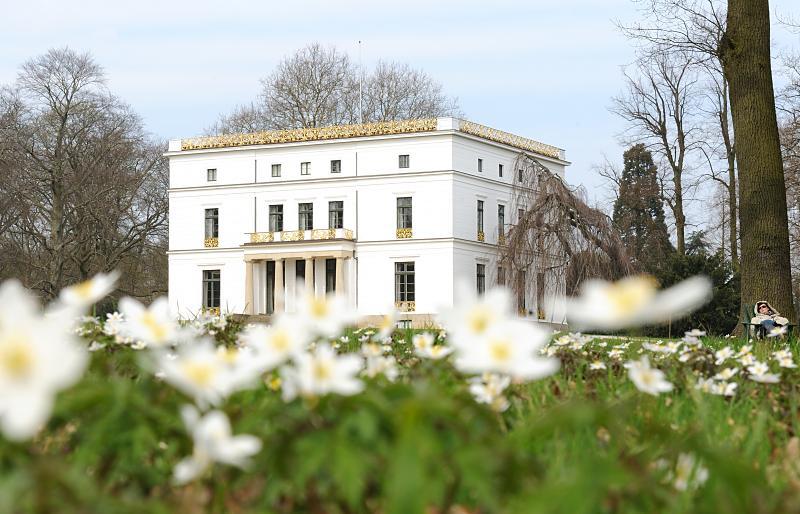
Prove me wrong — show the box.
[721,0,795,321]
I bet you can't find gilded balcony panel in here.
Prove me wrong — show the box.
[250,232,274,243]
[342,228,354,240]
[395,300,416,312]
[311,229,336,240]
[498,233,506,245]
[477,231,485,242]
[204,237,219,248]
[281,230,305,242]
[396,228,412,239]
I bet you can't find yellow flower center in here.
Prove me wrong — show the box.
[313,361,332,381]
[0,333,35,379]
[468,307,493,334]
[607,276,657,316]
[183,362,215,387]
[141,312,167,342]
[310,298,328,318]
[270,330,291,352]
[72,279,95,299]
[488,339,512,363]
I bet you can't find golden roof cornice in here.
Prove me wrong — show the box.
[179,118,563,160]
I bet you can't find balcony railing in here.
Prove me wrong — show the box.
[248,228,354,244]
[395,300,416,312]
[477,230,485,242]
[396,228,412,239]
[204,237,219,248]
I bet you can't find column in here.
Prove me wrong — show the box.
[305,257,314,297]
[274,258,284,313]
[335,257,344,296]
[244,260,254,315]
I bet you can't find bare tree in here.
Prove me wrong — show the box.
[210,43,460,134]
[0,48,167,300]
[720,0,795,321]
[612,51,701,255]
[499,154,632,316]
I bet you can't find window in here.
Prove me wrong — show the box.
[301,162,311,175]
[296,259,306,284]
[207,168,217,182]
[328,201,343,229]
[397,197,412,229]
[395,262,415,302]
[498,164,504,177]
[202,270,220,309]
[478,158,483,173]
[518,208,525,223]
[498,205,505,237]
[299,203,314,230]
[497,266,506,286]
[477,200,484,233]
[398,154,410,168]
[330,160,341,173]
[268,205,283,232]
[325,258,336,293]
[477,264,486,295]
[204,208,219,238]
[271,164,281,177]
[518,169,524,182]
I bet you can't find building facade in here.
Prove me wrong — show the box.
[166,118,569,325]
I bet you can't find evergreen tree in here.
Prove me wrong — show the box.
[612,144,674,273]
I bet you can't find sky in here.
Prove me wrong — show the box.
[1,0,798,207]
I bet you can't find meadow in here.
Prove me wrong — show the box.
[1,275,799,513]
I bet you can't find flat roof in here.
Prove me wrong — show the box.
[172,118,566,161]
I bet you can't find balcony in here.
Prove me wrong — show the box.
[204,237,219,248]
[247,228,354,244]
[396,228,412,239]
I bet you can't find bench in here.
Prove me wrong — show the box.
[740,303,796,341]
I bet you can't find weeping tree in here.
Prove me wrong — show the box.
[499,153,633,316]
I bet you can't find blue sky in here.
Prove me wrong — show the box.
[1,0,797,206]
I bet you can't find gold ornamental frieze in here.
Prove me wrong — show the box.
[204,237,219,248]
[396,228,412,239]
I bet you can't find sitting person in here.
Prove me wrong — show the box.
[751,301,789,338]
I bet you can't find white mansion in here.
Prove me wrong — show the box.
[166,118,569,326]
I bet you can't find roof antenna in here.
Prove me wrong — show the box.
[358,40,364,125]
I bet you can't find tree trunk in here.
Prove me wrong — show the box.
[721,0,796,321]
[720,78,739,270]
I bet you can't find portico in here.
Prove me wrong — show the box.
[242,229,356,315]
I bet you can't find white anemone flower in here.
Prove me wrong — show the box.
[672,453,709,491]
[768,326,788,338]
[747,362,780,383]
[280,343,364,401]
[713,367,739,380]
[710,381,737,397]
[238,316,310,372]
[714,347,734,365]
[565,275,712,331]
[684,329,706,338]
[778,357,797,369]
[295,293,356,337]
[453,320,559,381]
[413,332,453,360]
[173,405,262,485]
[626,357,673,396]
[438,286,514,348]
[0,280,88,441]
[103,312,125,336]
[119,297,179,347]
[589,361,607,371]
[59,271,120,310]
[158,340,258,408]
[373,309,397,340]
[469,373,511,412]
[364,355,399,381]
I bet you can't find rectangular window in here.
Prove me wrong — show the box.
[477,200,484,233]
[478,158,483,173]
[518,208,525,223]
[299,202,314,230]
[330,160,341,173]
[397,197,412,229]
[398,154,410,168]
[268,204,283,232]
[271,164,281,177]
[497,266,505,286]
[296,259,306,284]
[204,208,219,238]
[498,164,503,177]
[328,201,343,229]
[498,205,505,237]
[300,162,311,176]
[518,169,524,182]
[202,270,221,309]
[477,264,486,295]
[395,262,415,302]
[325,258,336,293]
[207,168,217,182]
